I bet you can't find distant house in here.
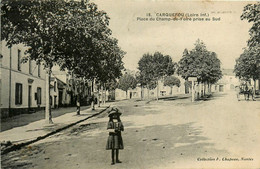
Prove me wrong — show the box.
[115,87,141,100]
[115,75,186,100]
[50,75,68,108]
[52,70,95,106]
[0,41,46,118]
[50,71,73,108]
[211,69,240,92]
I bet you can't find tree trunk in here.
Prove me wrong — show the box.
[191,80,195,102]
[76,94,80,115]
[101,85,104,105]
[91,80,95,110]
[198,82,201,98]
[254,79,256,95]
[91,94,95,110]
[170,87,173,95]
[156,80,159,101]
[126,90,128,99]
[141,85,144,100]
[98,88,100,107]
[104,87,106,104]
[45,67,53,124]
[200,83,203,97]
[203,82,206,96]
[208,82,211,93]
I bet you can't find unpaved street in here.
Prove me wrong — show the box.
[2,92,260,169]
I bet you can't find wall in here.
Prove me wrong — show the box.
[0,41,46,118]
[115,76,186,101]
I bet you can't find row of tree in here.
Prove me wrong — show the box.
[116,39,222,100]
[234,2,260,85]
[116,72,180,100]
[1,0,224,123]
[1,0,125,123]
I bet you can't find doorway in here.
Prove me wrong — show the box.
[54,96,57,108]
[28,85,32,112]
[219,85,224,92]
[59,90,63,106]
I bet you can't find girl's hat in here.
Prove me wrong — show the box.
[107,107,122,117]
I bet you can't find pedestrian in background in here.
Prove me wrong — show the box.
[106,106,124,165]
[235,85,241,101]
[248,83,256,101]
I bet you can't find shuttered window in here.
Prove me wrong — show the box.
[38,64,41,77]
[29,59,32,74]
[15,83,23,105]
[18,49,21,71]
[37,87,41,104]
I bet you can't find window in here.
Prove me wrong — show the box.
[37,87,41,104]
[54,81,57,92]
[29,59,32,74]
[15,83,23,105]
[38,64,41,77]
[18,49,21,71]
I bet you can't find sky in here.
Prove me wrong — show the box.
[92,0,254,71]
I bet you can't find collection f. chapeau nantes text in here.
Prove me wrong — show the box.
[197,157,254,161]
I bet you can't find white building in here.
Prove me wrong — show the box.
[50,72,74,108]
[211,69,240,93]
[0,41,46,118]
[115,75,186,100]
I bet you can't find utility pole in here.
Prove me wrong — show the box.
[188,77,197,102]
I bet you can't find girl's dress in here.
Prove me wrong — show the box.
[106,121,124,150]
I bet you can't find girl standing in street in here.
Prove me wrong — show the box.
[106,107,124,165]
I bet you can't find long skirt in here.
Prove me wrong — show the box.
[106,132,124,150]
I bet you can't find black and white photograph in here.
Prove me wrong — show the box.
[0,0,260,168]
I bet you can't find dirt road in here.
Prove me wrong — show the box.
[2,92,260,169]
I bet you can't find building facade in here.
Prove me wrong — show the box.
[0,41,46,118]
[211,69,240,93]
[50,71,74,108]
[115,75,186,100]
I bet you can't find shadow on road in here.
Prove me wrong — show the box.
[1,106,90,132]
[161,96,190,101]
[122,122,229,168]
[1,120,230,169]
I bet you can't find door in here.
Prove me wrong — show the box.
[219,85,224,92]
[28,85,32,110]
[59,90,63,106]
[54,96,57,108]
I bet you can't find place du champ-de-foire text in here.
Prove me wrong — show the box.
[137,12,221,22]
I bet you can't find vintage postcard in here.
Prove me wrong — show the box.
[1,0,260,169]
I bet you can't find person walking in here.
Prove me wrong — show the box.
[235,85,241,101]
[248,83,256,101]
[106,107,124,165]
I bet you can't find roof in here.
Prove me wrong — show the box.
[56,77,66,86]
